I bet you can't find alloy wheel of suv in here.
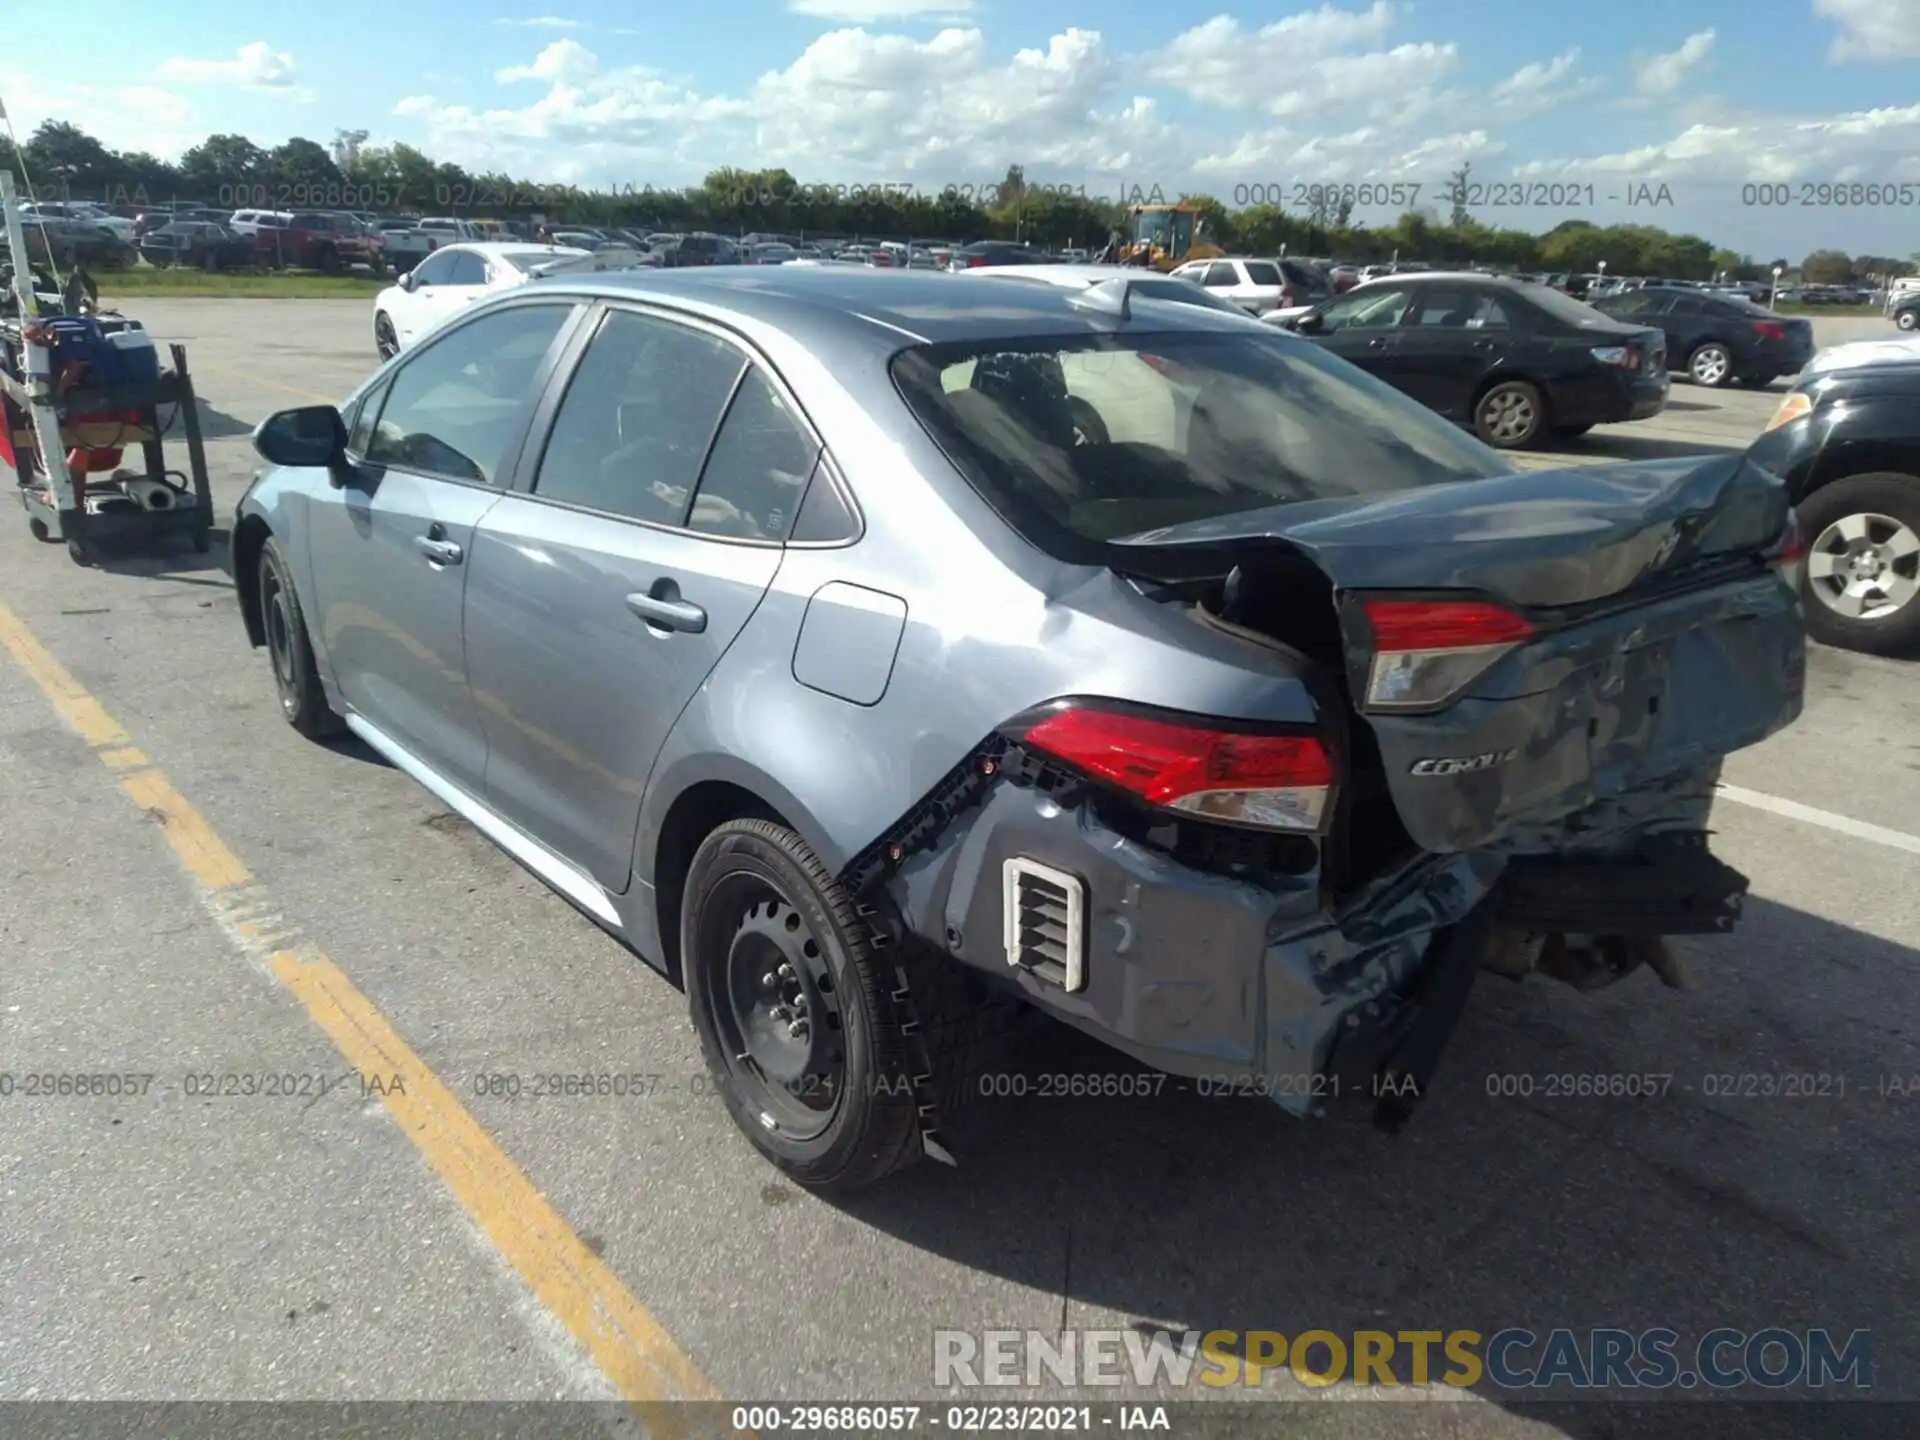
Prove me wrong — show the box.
[1798,474,1920,655]
[1688,343,1733,387]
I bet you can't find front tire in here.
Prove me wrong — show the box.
[1798,473,1920,656]
[1896,309,1918,332]
[374,311,399,361]
[1687,342,1734,387]
[1473,379,1546,449]
[683,820,924,1193]
[258,536,345,739]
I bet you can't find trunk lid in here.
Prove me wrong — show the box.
[1118,454,1805,854]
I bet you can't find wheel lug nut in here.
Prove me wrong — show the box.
[762,971,779,988]
[777,963,795,981]
[788,1021,808,1039]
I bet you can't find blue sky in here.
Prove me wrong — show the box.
[4,0,1918,257]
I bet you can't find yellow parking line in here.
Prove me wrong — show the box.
[0,601,721,1426]
[192,361,338,406]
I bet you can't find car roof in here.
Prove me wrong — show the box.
[440,242,592,259]
[962,263,1189,286]
[526,264,1262,348]
[1803,358,1920,391]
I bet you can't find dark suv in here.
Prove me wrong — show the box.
[661,233,739,267]
[1590,284,1813,388]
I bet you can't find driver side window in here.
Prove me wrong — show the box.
[363,304,573,486]
[411,249,458,287]
[1318,286,1412,331]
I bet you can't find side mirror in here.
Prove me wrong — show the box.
[253,405,347,470]
[396,269,418,292]
[1292,312,1323,334]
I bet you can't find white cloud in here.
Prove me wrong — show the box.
[1514,100,1920,184]
[790,0,976,21]
[1140,3,1408,111]
[156,40,297,89]
[497,38,601,84]
[1632,30,1715,97]
[0,69,201,162]
[493,15,584,27]
[1814,0,1920,61]
[393,95,437,117]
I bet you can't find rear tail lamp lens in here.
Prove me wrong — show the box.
[1590,345,1638,369]
[1359,598,1535,711]
[1752,321,1787,342]
[1772,511,1807,589]
[1022,705,1334,832]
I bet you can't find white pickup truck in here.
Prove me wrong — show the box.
[377,217,486,273]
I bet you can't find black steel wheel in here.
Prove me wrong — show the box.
[374,311,399,361]
[683,820,924,1192]
[259,536,345,739]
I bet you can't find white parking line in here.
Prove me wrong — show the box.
[1716,784,1920,857]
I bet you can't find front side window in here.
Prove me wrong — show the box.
[532,310,747,524]
[411,250,459,287]
[444,252,487,285]
[1317,286,1412,331]
[363,304,572,485]
[892,329,1511,554]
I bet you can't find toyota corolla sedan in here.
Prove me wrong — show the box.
[230,267,1806,1192]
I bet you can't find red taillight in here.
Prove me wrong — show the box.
[1278,285,1294,306]
[1752,320,1786,342]
[966,256,987,268]
[1022,705,1334,832]
[1359,598,1535,711]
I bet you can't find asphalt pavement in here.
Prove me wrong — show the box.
[0,299,1914,1440]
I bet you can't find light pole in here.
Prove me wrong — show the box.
[1597,258,1607,293]
[1771,265,1784,310]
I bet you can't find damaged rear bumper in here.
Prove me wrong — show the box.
[871,757,1738,1124]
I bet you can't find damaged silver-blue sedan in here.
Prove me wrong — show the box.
[229,266,1807,1191]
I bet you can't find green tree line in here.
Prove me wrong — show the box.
[4,120,1911,282]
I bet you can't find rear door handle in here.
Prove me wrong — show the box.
[626,581,707,634]
[414,535,462,565]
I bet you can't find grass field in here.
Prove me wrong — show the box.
[96,267,385,299]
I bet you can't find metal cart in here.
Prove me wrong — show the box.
[1,172,214,565]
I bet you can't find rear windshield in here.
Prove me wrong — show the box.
[891,330,1513,550]
[1516,283,1623,329]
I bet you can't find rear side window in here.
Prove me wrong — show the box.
[1241,262,1282,287]
[532,310,746,525]
[687,369,822,541]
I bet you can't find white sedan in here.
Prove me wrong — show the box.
[372,242,595,358]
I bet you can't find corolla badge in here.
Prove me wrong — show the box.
[1409,748,1519,777]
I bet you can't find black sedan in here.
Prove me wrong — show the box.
[1277,273,1669,449]
[138,221,258,271]
[1748,361,1920,655]
[1589,284,1814,388]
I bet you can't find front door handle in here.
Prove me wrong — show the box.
[414,535,463,565]
[626,581,707,634]
[1365,336,1393,349]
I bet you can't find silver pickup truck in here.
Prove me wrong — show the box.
[376,217,486,273]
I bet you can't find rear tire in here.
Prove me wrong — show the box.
[1797,473,1920,656]
[1473,379,1546,449]
[1687,342,1733,387]
[1896,309,1918,332]
[259,536,345,739]
[1068,396,1110,446]
[683,820,923,1193]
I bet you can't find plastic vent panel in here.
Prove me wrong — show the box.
[1001,858,1086,993]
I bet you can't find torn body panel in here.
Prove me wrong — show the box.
[862,735,1742,1123]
